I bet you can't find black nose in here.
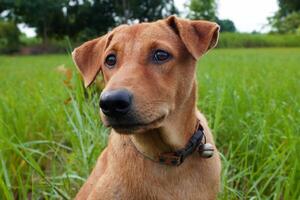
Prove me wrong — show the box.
[99,89,133,117]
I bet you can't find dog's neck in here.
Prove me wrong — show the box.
[129,82,198,161]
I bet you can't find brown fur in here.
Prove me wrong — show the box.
[72,16,221,200]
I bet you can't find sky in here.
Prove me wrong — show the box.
[174,0,279,33]
[20,0,279,37]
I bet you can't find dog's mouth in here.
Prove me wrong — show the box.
[108,115,166,134]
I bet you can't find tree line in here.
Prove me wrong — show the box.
[0,0,238,44]
[0,0,178,43]
[0,0,299,53]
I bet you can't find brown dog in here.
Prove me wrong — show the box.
[72,16,221,200]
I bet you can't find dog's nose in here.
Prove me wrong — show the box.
[99,89,133,117]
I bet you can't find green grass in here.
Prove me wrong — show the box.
[0,49,299,199]
[218,33,300,48]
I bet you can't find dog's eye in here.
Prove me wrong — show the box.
[153,50,170,63]
[105,54,117,68]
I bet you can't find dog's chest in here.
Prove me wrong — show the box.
[90,157,217,200]
[85,135,220,200]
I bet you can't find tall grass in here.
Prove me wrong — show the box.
[0,55,107,199]
[218,33,300,48]
[0,49,299,199]
[198,48,300,199]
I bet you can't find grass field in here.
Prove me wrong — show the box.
[218,33,300,48]
[0,48,299,199]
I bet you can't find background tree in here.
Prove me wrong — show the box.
[187,0,236,32]
[0,2,6,14]
[269,0,300,33]
[8,0,69,44]
[67,0,177,40]
[0,0,14,20]
[114,0,178,24]
[217,19,236,32]
[66,0,116,41]
[0,20,20,53]
[0,0,178,42]
[277,0,300,17]
[188,0,217,21]
[0,0,21,53]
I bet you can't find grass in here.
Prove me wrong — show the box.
[0,48,299,199]
[218,33,300,48]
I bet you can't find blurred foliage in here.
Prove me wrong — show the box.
[0,20,20,53]
[270,11,300,34]
[0,0,115,43]
[67,0,116,41]
[188,0,217,21]
[187,0,236,32]
[217,19,236,32]
[269,0,300,33]
[0,0,177,43]
[277,0,300,17]
[114,0,177,23]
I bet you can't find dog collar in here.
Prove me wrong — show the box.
[156,121,213,166]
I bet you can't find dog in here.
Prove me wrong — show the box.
[72,15,221,200]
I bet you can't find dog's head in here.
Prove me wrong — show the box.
[72,16,219,134]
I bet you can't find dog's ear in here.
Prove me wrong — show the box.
[72,36,106,87]
[166,16,220,60]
